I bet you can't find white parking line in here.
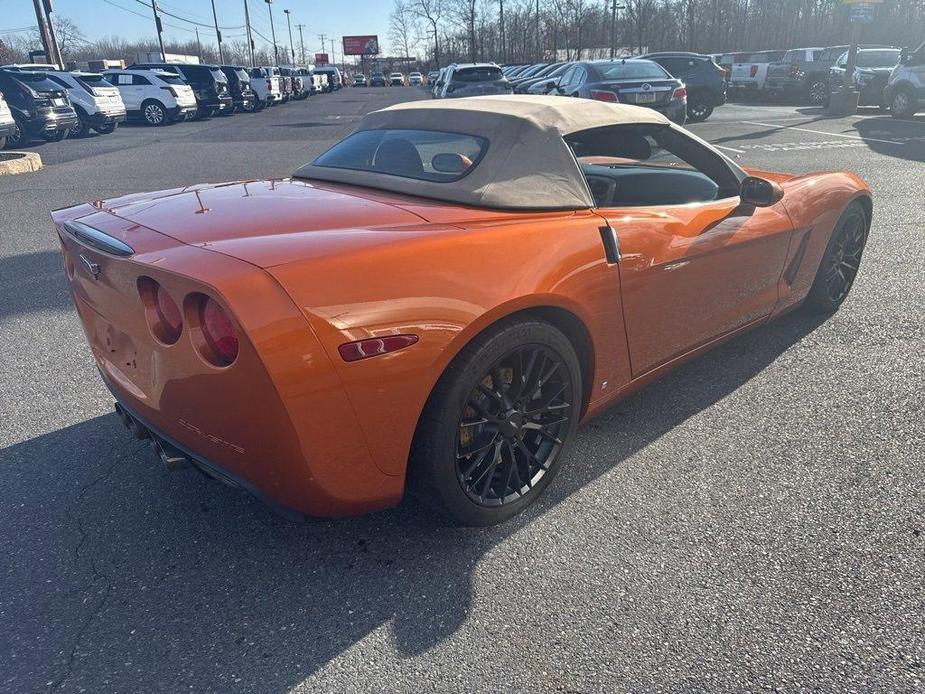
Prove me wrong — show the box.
[742,121,905,146]
[713,144,746,154]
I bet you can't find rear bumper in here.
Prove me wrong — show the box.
[25,112,79,134]
[53,206,403,518]
[86,110,127,126]
[0,119,14,137]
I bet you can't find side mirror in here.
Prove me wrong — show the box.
[740,176,784,207]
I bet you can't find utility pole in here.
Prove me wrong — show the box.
[296,23,306,64]
[150,0,166,61]
[535,0,540,61]
[31,0,54,65]
[318,33,327,64]
[283,9,296,64]
[41,0,63,67]
[243,0,256,67]
[210,0,224,63]
[195,27,203,61]
[499,0,505,63]
[610,1,626,60]
[265,0,279,64]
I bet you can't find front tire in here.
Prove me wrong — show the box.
[804,201,869,313]
[807,79,829,105]
[408,318,582,526]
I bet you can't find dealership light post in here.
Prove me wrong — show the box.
[265,0,279,65]
[210,0,224,64]
[283,9,296,64]
[610,1,626,60]
[499,0,506,63]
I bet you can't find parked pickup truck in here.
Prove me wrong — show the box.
[729,50,785,98]
[827,48,901,108]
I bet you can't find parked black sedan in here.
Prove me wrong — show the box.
[553,59,687,124]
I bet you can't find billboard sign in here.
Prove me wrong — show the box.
[849,2,876,21]
[315,52,329,65]
[343,35,380,56]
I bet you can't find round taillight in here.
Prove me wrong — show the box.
[155,284,183,340]
[200,297,238,366]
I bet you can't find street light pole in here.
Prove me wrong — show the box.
[499,0,505,63]
[243,0,256,67]
[283,9,295,64]
[610,0,626,60]
[265,0,279,65]
[210,0,224,64]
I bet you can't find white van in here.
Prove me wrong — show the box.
[103,69,197,125]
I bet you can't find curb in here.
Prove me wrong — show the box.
[0,151,43,175]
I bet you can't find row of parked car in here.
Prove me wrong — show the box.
[715,40,925,115]
[0,62,345,150]
[427,56,716,125]
[353,71,425,87]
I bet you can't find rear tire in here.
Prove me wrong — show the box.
[408,318,582,526]
[804,201,869,313]
[94,122,117,135]
[68,115,92,138]
[686,98,714,122]
[141,100,167,126]
[4,119,27,148]
[42,129,67,142]
[890,87,917,118]
[807,79,829,105]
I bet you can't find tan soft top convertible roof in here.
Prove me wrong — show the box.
[293,95,671,210]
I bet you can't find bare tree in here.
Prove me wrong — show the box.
[390,0,421,64]
[413,0,445,67]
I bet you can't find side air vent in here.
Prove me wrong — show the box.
[63,220,135,257]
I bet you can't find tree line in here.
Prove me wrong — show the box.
[392,0,925,68]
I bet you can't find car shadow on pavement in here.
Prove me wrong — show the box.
[853,117,925,162]
[0,310,827,692]
[0,250,72,321]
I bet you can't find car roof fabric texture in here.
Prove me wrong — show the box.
[293,94,670,210]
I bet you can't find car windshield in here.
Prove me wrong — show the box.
[782,50,803,62]
[749,52,782,63]
[597,61,668,80]
[210,69,227,82]
[453,66,503,82]
[856,50,900,67]
[233,69,249,81]
[314,128,488,183]
[7,72,61,91]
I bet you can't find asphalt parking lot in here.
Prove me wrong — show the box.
[1,89,923,693]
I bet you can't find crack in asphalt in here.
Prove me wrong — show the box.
[47,442,145,693]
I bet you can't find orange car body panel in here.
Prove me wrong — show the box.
[52,169,871,517]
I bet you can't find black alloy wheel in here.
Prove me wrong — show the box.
[686,98,714,122]
[42,128,67,142]
[805,202,868,313]
[94,122,117,135]
[4,119,26,148]
[409,318,581,526]
[68,116,91,138]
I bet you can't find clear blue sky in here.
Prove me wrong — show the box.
[0,0,393,58]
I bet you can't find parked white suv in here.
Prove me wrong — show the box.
[884,41,925,118]
[0,92,15,149]
[104,69,197,125]
[40,70,126,137]
[248,66,282,108]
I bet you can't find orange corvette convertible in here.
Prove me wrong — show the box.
[52,96,871,525]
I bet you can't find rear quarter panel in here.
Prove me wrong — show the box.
[268,209,629,477]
